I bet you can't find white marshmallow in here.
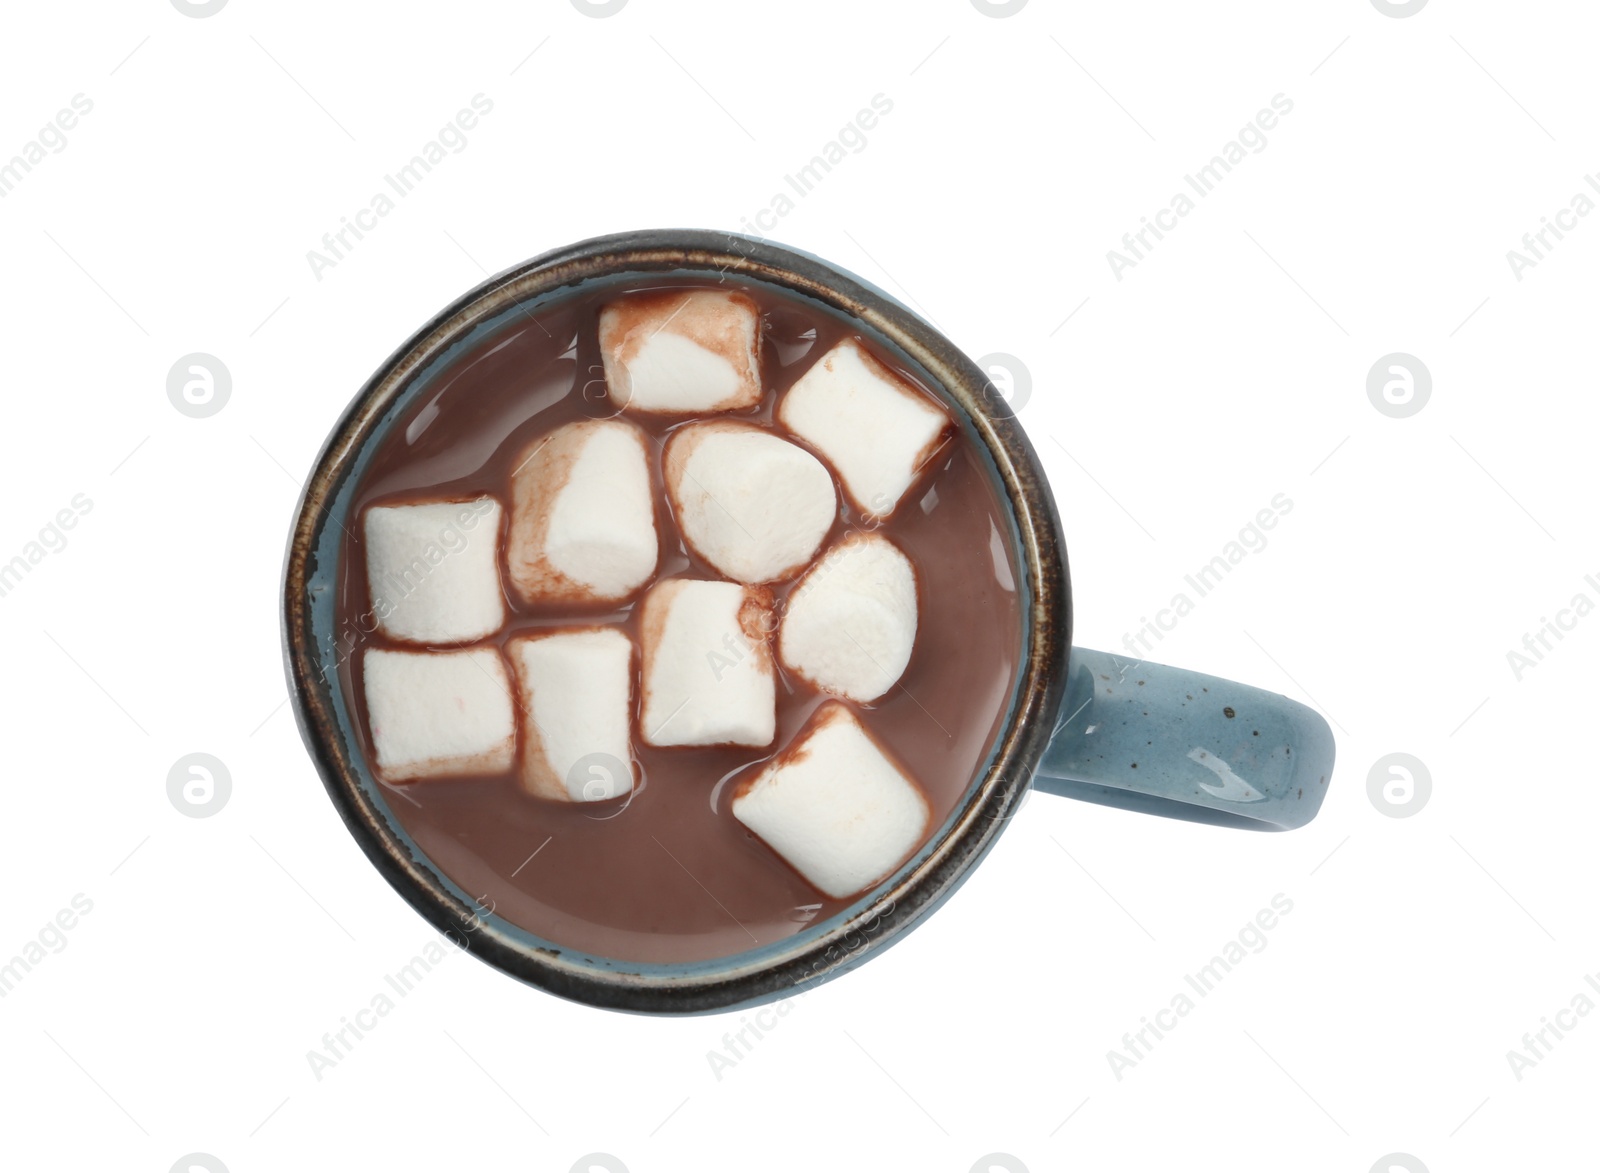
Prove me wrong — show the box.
[780,532,918,702]
[639,578,775,748]
[507,628,635,802]
[732,703,930,899]
[507,419,658,605]
[664,421,837,584]
[599,289,763,415]
[364,497,505,645]
[363,647,516,783]
[777,339,952,519]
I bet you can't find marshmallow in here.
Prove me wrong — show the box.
[664,421,837,584]
[780,532,918,702]
[777,339,952,519]
[639,578,776,748]
[363,648,516,783]
[732,703,931,899]
[507,628,635,802]
[364,497,506,645]
[507,419,658,606]
[600,289,763,415]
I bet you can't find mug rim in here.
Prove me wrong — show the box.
[281,229,1072,1013]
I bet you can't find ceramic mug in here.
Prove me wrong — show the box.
[282,229,1336,1013]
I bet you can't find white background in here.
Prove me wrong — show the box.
[1,1,1595,1170]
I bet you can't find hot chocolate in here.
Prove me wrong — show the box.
[335,276,1022,964]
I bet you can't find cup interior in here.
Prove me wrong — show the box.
[284,231,1070,1012]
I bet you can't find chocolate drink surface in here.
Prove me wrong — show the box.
[337,277,1023,964]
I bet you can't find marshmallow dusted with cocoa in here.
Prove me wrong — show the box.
[777,339,951,519]
[600,289,763,415]
[506,419,658,606]
[363,648,516,783]
[507,628,636,803]
[639,578,776,748]
[663,421,836,584]
[364,497,505,644]
[732,703,931,899]
[780,532,918,702]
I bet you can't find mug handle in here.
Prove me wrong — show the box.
[1032,647,1336,831]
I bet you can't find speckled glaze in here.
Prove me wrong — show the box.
[282,229,1334,1015]
[1039,649,1334,831]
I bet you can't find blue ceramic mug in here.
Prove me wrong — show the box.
[283,230,1336,1013]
